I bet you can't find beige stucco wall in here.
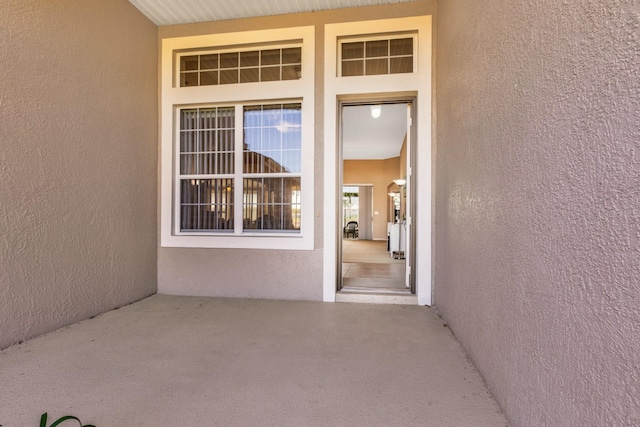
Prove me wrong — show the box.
[158,1,435,300]
[436,1,640,426]
[344,158,401,239]
[0,0,158,350]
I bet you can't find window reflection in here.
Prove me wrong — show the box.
[243,103,302,231]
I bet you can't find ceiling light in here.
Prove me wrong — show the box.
[370,105,382,119]
[393,179,406,186]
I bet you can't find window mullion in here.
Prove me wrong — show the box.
[234,104,244,235]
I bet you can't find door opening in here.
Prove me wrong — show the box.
[339,101,415,294]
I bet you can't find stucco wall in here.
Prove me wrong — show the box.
[436,1,640,426]
[0,0,158,350]
[158,1,435,300]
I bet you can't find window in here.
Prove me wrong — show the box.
[178,103,302,233]
[179,47,302,87]
[179,107,235,232]
[161,26,314,249]
[339,35,415,77]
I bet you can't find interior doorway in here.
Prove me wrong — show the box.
[339,101,414,294]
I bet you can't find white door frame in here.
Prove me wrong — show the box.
[322,16,432,305]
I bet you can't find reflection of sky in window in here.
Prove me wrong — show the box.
[244,105,302,173]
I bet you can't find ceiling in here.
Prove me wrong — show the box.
[343,104,408,160]
[129,0,419,26]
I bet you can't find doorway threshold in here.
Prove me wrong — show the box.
[336,288,417,305]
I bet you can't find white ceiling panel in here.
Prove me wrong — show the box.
[129,0,419,26]
[343,104,408,160]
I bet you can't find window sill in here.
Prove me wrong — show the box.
[160,233,313,250]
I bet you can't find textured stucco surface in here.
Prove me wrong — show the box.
[158,249,324,300]
[0,0,158,350]
[158,1,436,300]
[436,1,640,426]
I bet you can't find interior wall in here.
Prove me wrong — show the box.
[0,0,158,350]
[344,158,401,240]
[158,0,436,300]
[436,1,640,426]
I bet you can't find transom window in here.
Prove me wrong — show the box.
[339,34,415,77]
[179,46,302,87]
[178,103,302,233]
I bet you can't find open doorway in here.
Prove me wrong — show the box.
[339,102,414,294]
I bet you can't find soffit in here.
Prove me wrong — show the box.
[129,0,419,26]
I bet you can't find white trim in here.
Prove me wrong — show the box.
[323,16,432,304]
[161,26,315,250]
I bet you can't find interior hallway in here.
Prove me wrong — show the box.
[0,295,506,426]
[342,239,407,291]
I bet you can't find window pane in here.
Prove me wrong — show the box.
[243,103,301,175]
[282,65,300,80]
[390,57,413,74]
[181,55,199,71]
[390,38,413,56]
[240,51,259,67]
[342,42,364,60]
[200,71,218,85]
[181,109,199,130]
[341,60,363,76]
[243,105,262,127]
[242,177,301,231]
[365,58,388,75]
[180,153,198,174]
[261,49,280,65]
[180,179,234,231]
[220,69,239,84]
[199,108,215,129]
[282,47,301,64]
[218,129,235,152]
[180,109,199,174]
[200,54,218,69]
[366,40,388,58]
[261,66,280,81]
[220,52,239,68]
[180,108,235,175]
[240,68,259,83]
[217,107,235,128]
[180,72,198,87]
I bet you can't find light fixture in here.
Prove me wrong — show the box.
[370,105,382,119]
[393,178,406,186]
[388,192,398,197]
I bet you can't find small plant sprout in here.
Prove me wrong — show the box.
[39,413,96,427]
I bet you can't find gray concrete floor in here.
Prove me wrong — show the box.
[0,296,507,426]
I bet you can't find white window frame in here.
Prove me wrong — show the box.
[323,16,432,304]
[161,27,315,250]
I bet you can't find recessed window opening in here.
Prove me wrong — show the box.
[178,102,302,234]
[179,46,302,87]
[339,33,415,77]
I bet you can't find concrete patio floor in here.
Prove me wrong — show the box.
[0,295,507,426]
